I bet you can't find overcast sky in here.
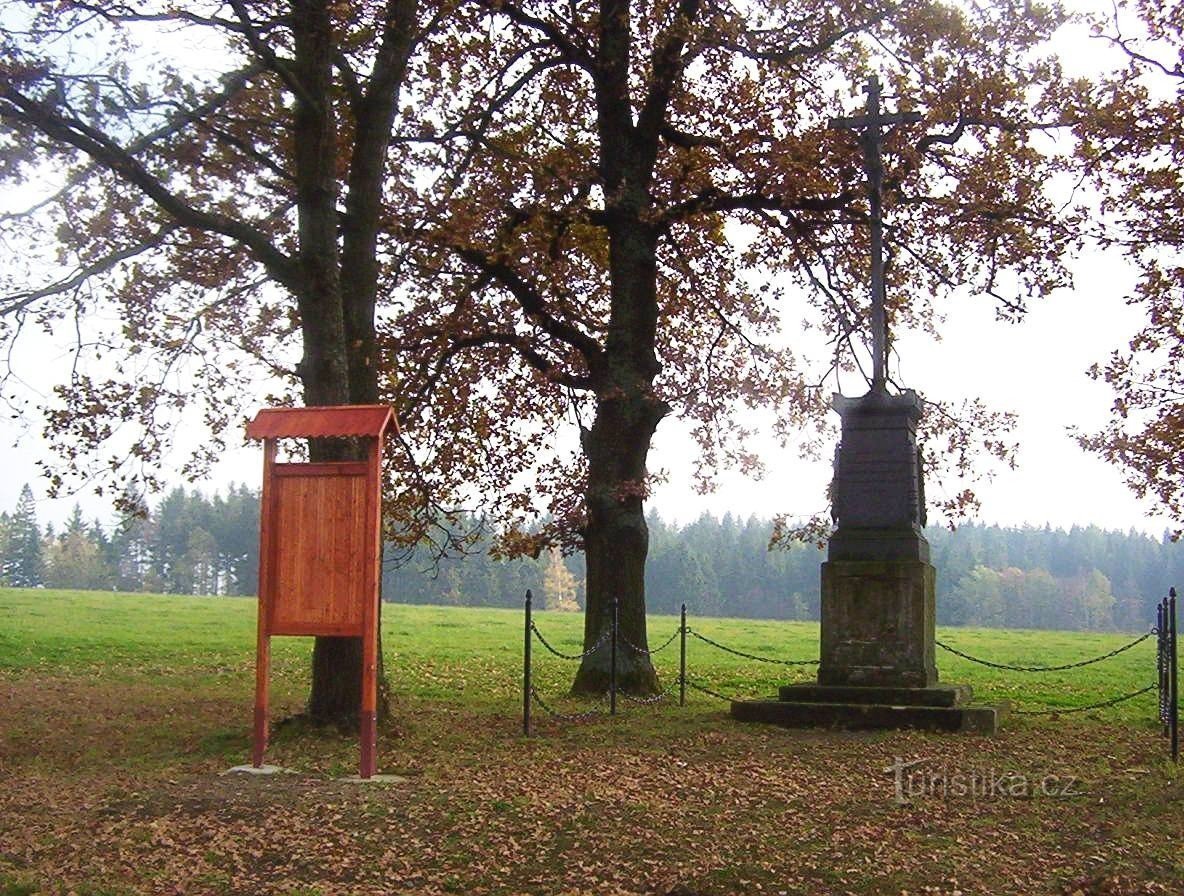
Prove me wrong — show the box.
[649,248,1167,534]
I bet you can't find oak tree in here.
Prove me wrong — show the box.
[390,0,1078,693]
[0,0,422,724]
[1074,0,1184,534]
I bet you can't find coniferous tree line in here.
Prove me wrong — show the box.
[1,484,1181,631]
[0,484,260,596]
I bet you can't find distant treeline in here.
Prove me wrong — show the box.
[2,484,1180,632]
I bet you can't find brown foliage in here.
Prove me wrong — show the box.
[1,671,1180,895]
[1,3,1093,684]
[1073,1,1184,536]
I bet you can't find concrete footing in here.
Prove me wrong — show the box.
[731,684,1007,734]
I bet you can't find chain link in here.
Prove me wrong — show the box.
[617,675,683,705]
[618,626,682,657]
[1156,625,1171,724]
[687,630,819,666]
[935,629,1155,672]
[530,622,611,661]
[1011,683,1158,715]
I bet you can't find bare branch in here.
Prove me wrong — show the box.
[0,221,179,316]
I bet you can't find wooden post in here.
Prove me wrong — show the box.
[359,437,382,779]
[252,438,277,767]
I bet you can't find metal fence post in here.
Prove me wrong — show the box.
[679,603,687,707]
[523,589,532,737]
[1170,588,1179,763]
[1159,600,1168,735]
[610,598,618,716]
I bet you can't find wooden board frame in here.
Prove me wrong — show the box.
[245,405,396,779]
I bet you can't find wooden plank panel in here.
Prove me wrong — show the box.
[268,470,368,634]
[274,462,368,478]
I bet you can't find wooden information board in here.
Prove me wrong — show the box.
[246,405,397,778]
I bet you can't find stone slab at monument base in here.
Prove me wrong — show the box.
[729,555,1006,735]
[730,684,1008,734]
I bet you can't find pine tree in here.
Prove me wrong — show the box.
[5,485,43,588]
[0,511,10,586]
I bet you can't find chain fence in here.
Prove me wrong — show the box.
[531,622,611,661]
[935,629,1156,673]
[520,587,1179,761]
[1010,683,1159,716]
[522,592,819,733]
[619,627,681,657]
[686,629,820,666]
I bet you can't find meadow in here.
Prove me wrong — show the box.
[0,588,1179,896]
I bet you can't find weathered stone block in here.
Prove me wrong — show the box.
[730,698,1005,734]
[831,390,925,533]
[818,559,936,688]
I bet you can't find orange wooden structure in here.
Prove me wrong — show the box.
[246,404,398,778]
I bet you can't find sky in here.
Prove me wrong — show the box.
[648,250,1168,534]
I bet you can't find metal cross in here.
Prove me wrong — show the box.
[830,76,921,393]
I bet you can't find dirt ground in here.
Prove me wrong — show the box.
[1,673,1181,896]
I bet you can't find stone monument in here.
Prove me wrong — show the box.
[731,77,1004,733]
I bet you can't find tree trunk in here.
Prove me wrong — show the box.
[571,197,669,694]
[311,1,417,729]
[287,0,386,728]
[572,389,668,695]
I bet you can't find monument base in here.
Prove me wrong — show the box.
[819,559,937,688]
[730,684,1007,734]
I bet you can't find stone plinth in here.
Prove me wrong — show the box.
[830,390,927,558]
[731,684,1006,734]
[819,559,936,688]
[821,390,936,690]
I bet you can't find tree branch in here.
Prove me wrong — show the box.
[452,245,605,367]
[0,222,179,316]
[661,186,854,227]
[636,0,701,164]
[0,90,298,288]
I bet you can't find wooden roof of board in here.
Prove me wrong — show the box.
[245,405,399,440]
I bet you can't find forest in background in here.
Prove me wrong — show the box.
[1,484,1178,633]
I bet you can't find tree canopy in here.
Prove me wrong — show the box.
[1,0,425,722]
[1074,0,1184,535]
[383,0,1080,689]
[1,1,1110,695]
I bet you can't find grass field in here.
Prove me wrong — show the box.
[0,588,1180,896]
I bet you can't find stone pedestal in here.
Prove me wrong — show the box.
[819,559,935,688]
[731,389,1004,734]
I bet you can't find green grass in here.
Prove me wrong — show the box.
[0,587,1161,720]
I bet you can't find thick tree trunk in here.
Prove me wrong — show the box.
[572,390,667,695]
[571,184,669,694]
[287,0,392,728]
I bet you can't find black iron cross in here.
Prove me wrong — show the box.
[830,76,922,393]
